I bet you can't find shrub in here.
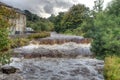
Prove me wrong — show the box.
[0,51,11,65]
[10,38,29,48]
[28,32,50,39]
[104,56,120,80]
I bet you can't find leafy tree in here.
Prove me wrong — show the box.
[49,12,65,32]
[48,14,56,23]
[106,0,120,16]
[93,0,104,12]
[25,10,54,32]
[61,4,90,32]
[24,10,40,21]
[86,13,120,58]
[82,0,120,58]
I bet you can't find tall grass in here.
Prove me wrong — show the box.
[28,32,50,40]
[104,56,120,80]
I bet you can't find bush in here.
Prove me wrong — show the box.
[28,32,50,39]
[104,56,120,80]
[10,38,29,48]
[0,51,11,65]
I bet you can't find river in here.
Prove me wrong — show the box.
[0,33,104,80]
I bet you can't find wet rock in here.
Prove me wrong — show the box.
[14,42,92,58]
[7,58,104,80]
[1,65,19,74]
[0,74,24,80]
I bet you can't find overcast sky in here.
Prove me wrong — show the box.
[0,0,112,18]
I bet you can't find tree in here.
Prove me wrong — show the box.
[83,0,120,58]
[106,0,120,16]
[24,10,40,21]
[52,12,65,32]
[93,0,104,12]
[25,10,54,32]
[61,4,90,32]
[87,12,120,58]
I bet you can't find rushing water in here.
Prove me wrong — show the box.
[6,58,104,80]
[0,33,104,80]
[14,32,92,58]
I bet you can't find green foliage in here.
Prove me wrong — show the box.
[10,38,29,48]
[84,0,120,58]
[104,56,120,80]
[25,10,54,32]
[84,12,120,58]
[49,4,90,33]
[0,5,16,65]
[24,10,40,22]
[28,32,50,39]
[0,51,11,65]
[93,0,104,12]
[49,12,65,32]
[0,28,10,52]
[107,0,120,16]
[0,6,16,52]
[61,4,90,32]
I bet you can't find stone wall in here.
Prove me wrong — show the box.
[9,14,26,35]
[0,2,26,35]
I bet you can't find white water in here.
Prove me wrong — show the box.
[14,42,92,57]
[0,33,104,80]
[8,58,104,80]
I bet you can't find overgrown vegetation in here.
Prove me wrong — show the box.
[27,32,50,39]
[10,38,29,48]
[9,32,50,48]
[0,5,16,64]
[104,56,120,80]
[0,51,11,65]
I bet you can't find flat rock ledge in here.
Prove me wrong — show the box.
[14,42,92,58]
[0,58,104,80]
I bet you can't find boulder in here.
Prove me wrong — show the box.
[1,65,19,74]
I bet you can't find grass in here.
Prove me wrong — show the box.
[10,38,29,48]
[27,32,50,40]
[10,32,50,48]
[104,56,120,80]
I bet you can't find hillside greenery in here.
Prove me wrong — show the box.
[24,10,54,32]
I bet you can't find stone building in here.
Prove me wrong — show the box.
[0,2,26,35]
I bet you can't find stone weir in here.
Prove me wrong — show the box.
[31,32,92,45]
[14,33,92,58]
[31,38,91,45]
[0,33,104,80]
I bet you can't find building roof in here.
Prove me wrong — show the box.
[0,2,25,15]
